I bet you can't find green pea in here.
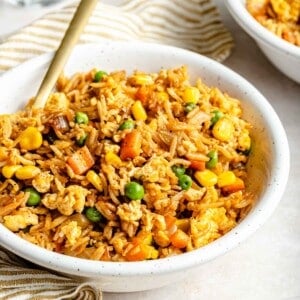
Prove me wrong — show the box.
[119,120,135,130]
[211,110,224,126]
[171,165,186,177]
[76,133,88,147]
[125,181,144,200]
[206,150,218,169]
[75,112,89,125]
[25,187,41,206]
[85,207,103,222]
[94,70,107,82]
[178,174,192,190]
[184,102,196,113]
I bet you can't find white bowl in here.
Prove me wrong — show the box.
[225,0,300,83]
[0,42,290,292]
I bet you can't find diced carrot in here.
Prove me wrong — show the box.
[135,86,150,105]
[132,231,152,245]
[170,229,189,249]
[164,215,177,230]
[120,130,142,160]
[222,177,245,194]
[188,159,206,171]
[65,110,75,122]
[125,244,157,261]
[67,145,95,175]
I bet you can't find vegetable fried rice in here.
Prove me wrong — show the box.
[0,66,254,261]
[246,0,300,46]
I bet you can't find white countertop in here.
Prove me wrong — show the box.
[1,1,299,299]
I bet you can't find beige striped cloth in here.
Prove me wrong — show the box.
[0,0,234,299]
[0,0,234,72]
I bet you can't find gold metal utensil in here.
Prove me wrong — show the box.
[33,0,98,109]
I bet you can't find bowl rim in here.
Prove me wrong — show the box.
[224,0,300,57]
[0,41,290,278]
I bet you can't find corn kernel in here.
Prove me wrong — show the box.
[182,86,200,104]
[2,165,22,179]
[146,245,159,259]
[222,177,245,194]
[105,152,122,167]
[154,230,170,247]
[194,169,218,187]
[156,91,169,102]
[218,171,236,187]
[136,231,153,245]
[238,130,251,150]
[19,127,43,151]
[15,165,41,180]
[212,117,234,142]
[86,170,103,191]
[132,100,147,121]
[132,74,154,85]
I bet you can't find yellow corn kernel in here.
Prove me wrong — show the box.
[19,127,43,151]
[270,0,290,21]
[86,170,103,191]
[15,165,41,180]
[145,245,159,259]
[218,171,236,187]
[105,152,122,167]
[154,230,170,247]
[132,100,147,121]
[212,117,234,142]
[136,231,153,245]
[238,130,251,150]
[132,74,154,86]
[194,169,218,187]
[156,91,169,102]
[182,86,200,104]
[2,165,22,179]
[290,1,300,22]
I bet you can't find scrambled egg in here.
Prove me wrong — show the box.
[117,200,143,222]
[4,210,38,232]
[32,171,54,193]
[45,92,69,111]
[135,156,170,183]
[42,185,89,216]
[184,188,206,202]
[60,221,82,246]
[189,208,236,249]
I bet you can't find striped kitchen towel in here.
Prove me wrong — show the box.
[0,0,234,72]
[0,0,234,299]
[0,246,102,300]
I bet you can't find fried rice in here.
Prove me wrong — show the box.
[246,0,300,46]
[0,66,254,261]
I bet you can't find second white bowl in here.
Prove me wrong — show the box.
[225,0,300,83]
